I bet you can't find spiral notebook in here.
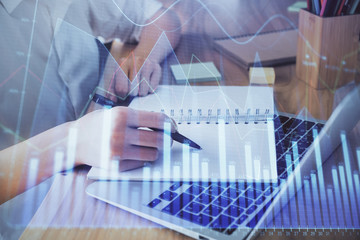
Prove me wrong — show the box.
[87,85,278,182]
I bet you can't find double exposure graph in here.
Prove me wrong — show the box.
[1,1,360,239]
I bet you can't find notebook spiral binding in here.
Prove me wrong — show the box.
[161,108,271,124]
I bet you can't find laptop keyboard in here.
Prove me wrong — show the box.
[146,115,324,235]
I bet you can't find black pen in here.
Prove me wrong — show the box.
[151,128,202,150]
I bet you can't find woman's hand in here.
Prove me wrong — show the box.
[103,56,162,101]
[73,107,174,171]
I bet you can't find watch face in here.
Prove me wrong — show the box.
[92,93,116,107]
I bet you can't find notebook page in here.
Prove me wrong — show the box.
[87,85,277,182]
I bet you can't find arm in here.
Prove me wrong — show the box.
[133,7,181,63]
[105,7,181,101]
[0,121,72,204]
[0,107,175,204]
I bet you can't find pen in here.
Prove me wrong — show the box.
[307,0,313,12]
[332,0,342,16]
[337,0,347,15]
[91,93,202,150]
[320,0,328,16]
[349,0,360,14]
[313,0,321,15]
[151,128,202,150]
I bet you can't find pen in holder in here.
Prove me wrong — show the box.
[296,9,360,90]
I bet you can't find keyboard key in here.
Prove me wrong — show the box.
[303,120,315,130]
[233,196,253,209]
[197,182,212,187]
[169,182,183,191]
[213,196,232,208]
[195,193,215,205]
[284,118,302,133]
[210,214,235,230]
[296,144,307,155]
[246,217,258,228]
[278,115,290,125]
[277,167,286,176]
[225,225,238,235]
[212,182,231,188]
[246,205,257,215]
[276,150,284,159]
[185,202,205,214]
[224,205,244,218]
[296,126,308,135]
[186,185,205,195]
[279,172,288,179]
[264,187,275,196]
[252,183,265,191]
[255,196,267,205]
[237,214,248,225]
[314,123,324,132]
[298,135,311,145]
[177,210,195,222]
[205,186,224,196]
[212,228,225,233]
[246,202,271,228]
[276,145,287,156]
[275,128,285,138]
[281,122,294,134]
[159,190,178,201]
[222,188,242,199]
[294,121,312,134]
[147,199,161,208]
[281,138,293,149]
[297,138,309,147]
[274,118,282,130]
[177,211,213,227]
[162,193,194,215]
[275,131,285,143]
[204,204,223,217]
[244,188,262,200]
[287,134,299,143]
[293,118,303,125]
[229,182,247,191]
[277,157,287,168]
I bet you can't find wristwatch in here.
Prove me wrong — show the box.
[91,93,118,108]
[90,92,134,109]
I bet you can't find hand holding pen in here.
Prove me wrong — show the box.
[88,94,202,171]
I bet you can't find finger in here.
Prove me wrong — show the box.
[100,60,118,102]
[127,110,177,132]
[118,160,146,172]
[170,118,178,133]
[121,145,159,161]
[129,73,140,96]
[138,67,152,96]
[149,64,162,93]
[106,67,119,102]
[129,57,141,96]
[128,128,164,149]
[106,78,117,102]
[111,108,178,133]
[114,68,130,99]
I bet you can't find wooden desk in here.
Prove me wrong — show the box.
[19,0,360,239]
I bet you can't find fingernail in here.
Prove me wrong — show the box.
[171,118,178,132]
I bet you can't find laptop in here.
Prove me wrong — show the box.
[86,85,360,240]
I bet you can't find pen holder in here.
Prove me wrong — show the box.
[296,9,360,89]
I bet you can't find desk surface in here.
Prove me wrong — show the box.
[14,0,360,239]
